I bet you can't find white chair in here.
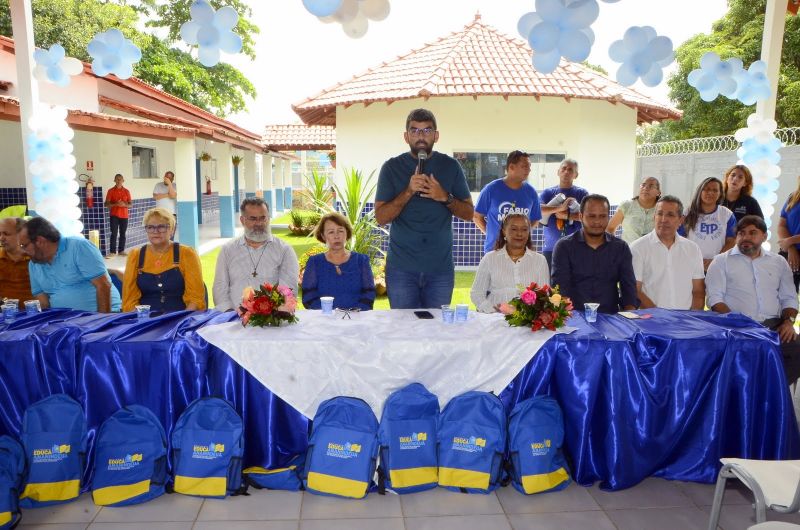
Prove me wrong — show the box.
[748,523,800,529]
[708,458,800,530]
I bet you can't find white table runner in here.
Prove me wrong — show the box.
[198,309,567,418]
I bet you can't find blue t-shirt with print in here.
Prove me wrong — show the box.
[475,179,541,254]
[376,151,471,273]
[781,197,800,250]
[539,185,589,252]
[28,236,121,311]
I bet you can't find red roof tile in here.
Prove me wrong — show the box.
[293,14,681,126]
[263,124,335,151]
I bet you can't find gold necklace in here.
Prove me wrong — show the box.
[149,245,171,267]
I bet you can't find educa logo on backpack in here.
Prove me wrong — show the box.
[530,439,552,456]
[106,453,143,471]
[398,432,427,450]
[452,436,486,453]
[32,444,71,463]
[192,442,225,460]
[326,442,361,459]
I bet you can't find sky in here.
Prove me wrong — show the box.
[226,0,730,132]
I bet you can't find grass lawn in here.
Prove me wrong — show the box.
[200,227,476,310]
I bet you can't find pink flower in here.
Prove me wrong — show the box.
[520,289,537,305]
[241,312,251,326]
[277,296,297,314]
[277,285,293,298]
[497,302,515,315]
[241,286,255,301]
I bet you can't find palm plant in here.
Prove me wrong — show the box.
[329,167,387,262]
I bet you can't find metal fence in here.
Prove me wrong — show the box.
[637,127,800,157]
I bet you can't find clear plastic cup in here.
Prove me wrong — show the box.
[24,300,41,315]
[2,303,16,323]
[4,299,18,311]
[135,304,150,320]
[441,304,455,323]
[320,296,334,315]
[455,303,469,322]
[584,303,600,323]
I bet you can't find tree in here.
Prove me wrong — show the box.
[0,0,257,117]
[648,0,800,141]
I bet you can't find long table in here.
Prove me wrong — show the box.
[0,308,796,491]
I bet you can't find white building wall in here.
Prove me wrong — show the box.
[334,95,638,204]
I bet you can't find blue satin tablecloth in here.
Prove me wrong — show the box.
[0,308,796,491]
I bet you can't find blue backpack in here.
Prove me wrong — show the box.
[91,405,168,506]
[171,397,245,498]
[378,383,439,494]
[437,391,506,494]
[507,396,571,495]
[0,436,24,528]
[303,397,379,499]
[243,454,304,492]
[20,394,87,507]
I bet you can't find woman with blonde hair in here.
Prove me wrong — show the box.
[778,176,800,291]
[122,207,206,313]
[721,164,764,221]
[301,212,375,310]
[606,176,660,243]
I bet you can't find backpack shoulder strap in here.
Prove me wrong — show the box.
[172,242,180,266]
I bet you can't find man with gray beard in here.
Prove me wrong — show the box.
[212,197,299,311]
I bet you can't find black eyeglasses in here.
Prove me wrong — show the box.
[145,224,170,233]
[408,127,435,137]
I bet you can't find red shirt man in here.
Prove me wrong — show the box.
[104,174,132,256]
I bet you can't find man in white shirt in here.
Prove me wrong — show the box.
[630,196,705,310]
[212,197,299,311]
[706,215,800,383]
[152,171,177,214]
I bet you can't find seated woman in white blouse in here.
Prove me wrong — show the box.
[470,213,550,313]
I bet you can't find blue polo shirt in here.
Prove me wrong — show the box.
[539,185,589,252]
[376,151,471,273]
[475,179,541,254]
[28,236,121,311]
[781,197,800,251]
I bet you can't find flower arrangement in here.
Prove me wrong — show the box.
[238,283,298,327]
[499,283,573,332]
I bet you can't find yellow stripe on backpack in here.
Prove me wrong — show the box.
[20,479,80,503]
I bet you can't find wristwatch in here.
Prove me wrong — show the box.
[444,193,455,206]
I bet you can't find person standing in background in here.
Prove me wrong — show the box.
[0,217,33,309]
[153,171,177,216]
[538,159,588,269]
[104,173,132,258]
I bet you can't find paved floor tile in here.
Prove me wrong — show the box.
[506,511,616,530]
[91,494,203,523]
[300,518,404,530]
[300,492,402,520]
[194,522,299,530]
[405,514,511,530]
[400,487,504,517]
[587,477,694,510]
[21,495,100,525]
[197,490,301,521]
[496,482,599,514]
[606,506,711,530]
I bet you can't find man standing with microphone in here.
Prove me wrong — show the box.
[375,108,473,309]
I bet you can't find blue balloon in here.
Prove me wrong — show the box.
[528,21,560,53]
[559,30,590,62]
[532,49,561,74]
[302,0,342,17]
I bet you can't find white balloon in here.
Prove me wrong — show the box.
[342,12,368,38]
[360,0,390,21]
[333,0,359,23]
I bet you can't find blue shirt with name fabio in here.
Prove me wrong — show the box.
[28,236,121,312]
[475,179,541,254]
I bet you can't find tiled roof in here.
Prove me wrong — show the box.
[293,14,681,126]
[263,124,335,151]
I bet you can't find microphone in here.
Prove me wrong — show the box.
[415,151,427,196]
[416,151,427,174]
